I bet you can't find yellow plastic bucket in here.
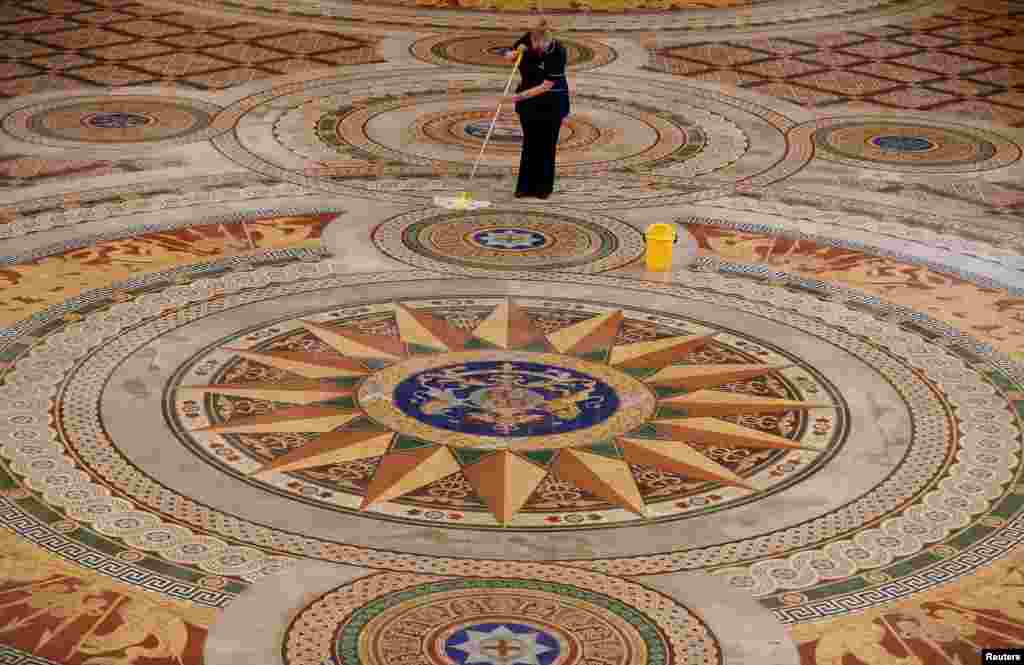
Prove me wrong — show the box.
[645,223,676,271]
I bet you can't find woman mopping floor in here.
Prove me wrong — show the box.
[502,19,571,200]
[434,18,571,210]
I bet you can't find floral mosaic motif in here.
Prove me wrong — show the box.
[394,359,623,438]
[174,298,840,529]
[0,532,214,665]
[790,552,1024,665]
[0,0,381,96]
[684,223,1024,353]
[650,0,1024,127]
[0,213,336,326]
[358,0,750,11]
[0,154,186,189]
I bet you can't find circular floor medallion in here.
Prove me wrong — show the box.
[313,90,712,175]
[369,351,652,448]
[284,574,720,665]
[416,110,602,154]
[216,72,773,205]
[166,294,844,530]
[463,116,525,144]
[375,208,645,272]
[869,135,935,152]
[82,111,155,130]
[3,95,223,148]
[8,269,1019,608]
[410,33,617,71]
[804,119,1022,172]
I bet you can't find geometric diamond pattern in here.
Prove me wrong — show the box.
[651,1,1024,126]
[0,0,382,96]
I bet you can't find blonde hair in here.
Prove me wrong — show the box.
[531,18,552,40]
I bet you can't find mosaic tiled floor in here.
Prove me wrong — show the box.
[3,1,1024,664]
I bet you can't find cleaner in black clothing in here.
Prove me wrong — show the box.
[500,19,571,200]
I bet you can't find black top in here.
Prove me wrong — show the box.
[511,33,570,117]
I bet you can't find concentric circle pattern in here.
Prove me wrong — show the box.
[5,264,1010,599]
[410,33,617,70]
[415,110,602,154]
[213,72,769,206]
[311,90,715,174]
[2,96,224,148]
[284,572,720,665]
[8,2,1024,663]
[168,293,842,530]
[373,208,645,272]
[803,119,1022,172]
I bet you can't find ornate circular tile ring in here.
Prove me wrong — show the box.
[284,572,721,665]
[311,90,721,176]
[417,110,603,155]
[215,71,774,206]
[2,95,224,149]
[410,33,617,71]
[795,118,1022,173]
[373,208,645,272]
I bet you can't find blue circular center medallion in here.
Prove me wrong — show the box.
[444,622,562,665]
[465,119,523,143]
[471,228,549,250]
[83,112,153,129]
[394,360,620,437]
[870,135,935,152]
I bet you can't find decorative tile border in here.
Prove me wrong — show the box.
[770,510,1024,623]
[163,0,940,34]
[707,188,1024,249]
[0,178,317,240]
[0,205,344,266]
[0,500,237,609]
[0,263,1020,616]
[684,215,1024,296]
[0,247,329,345]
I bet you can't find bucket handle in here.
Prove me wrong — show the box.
[646,226,680,244]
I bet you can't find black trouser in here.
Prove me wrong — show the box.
[516,110,564,196]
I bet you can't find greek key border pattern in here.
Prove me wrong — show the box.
[0,500,234,608]
[773,514,1024,623]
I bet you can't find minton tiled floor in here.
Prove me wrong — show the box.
[2,1,1024,664]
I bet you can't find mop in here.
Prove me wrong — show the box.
[434,47,524,211]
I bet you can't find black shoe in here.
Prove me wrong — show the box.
[536,192,550,200]
[514,191,531,198]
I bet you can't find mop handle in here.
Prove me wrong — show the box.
[468,48,524,183]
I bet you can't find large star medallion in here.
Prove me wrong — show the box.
[177,298,837,527]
